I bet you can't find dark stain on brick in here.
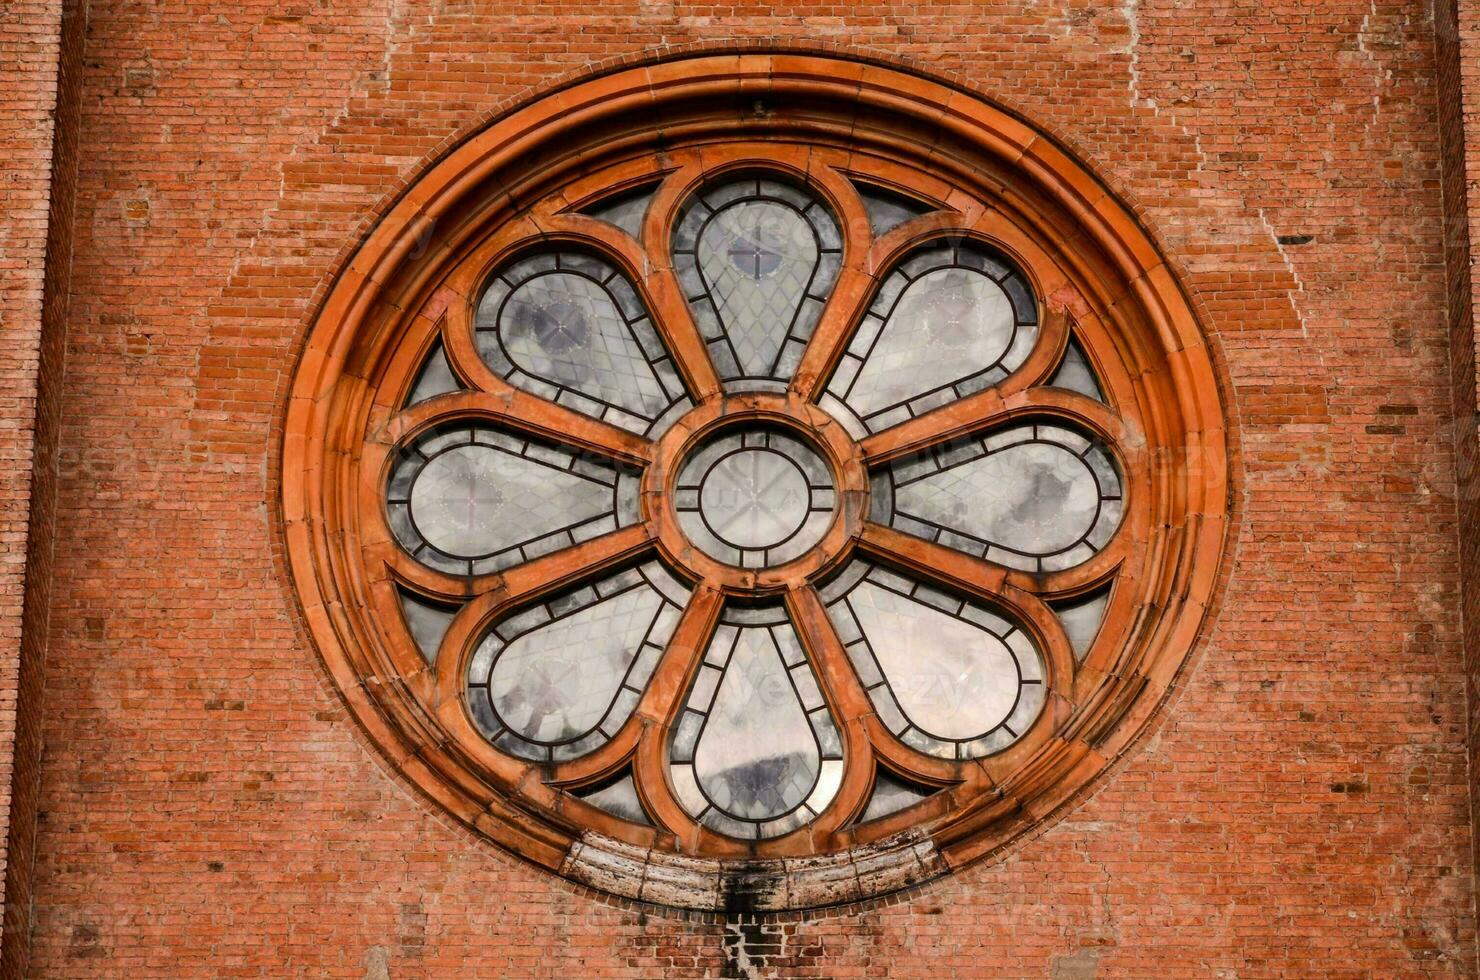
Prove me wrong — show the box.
[68,923,106,959]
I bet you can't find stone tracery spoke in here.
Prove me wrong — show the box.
[784,585,957,810]
[536,207,724,401]
[788,583,1018,804]
[859,379,1125,469]
[373,386,655,469]
[856,520,1096,617]
[546,585,724,788]
[428,523,660,700]
[786,165,875,401]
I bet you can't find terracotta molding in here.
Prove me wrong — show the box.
[281,51,1230,912]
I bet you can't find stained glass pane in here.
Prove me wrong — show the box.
[669,603,843,839]
[578,182,658,241]
[824,241,1040,434]
[873,422,1123,573]
[1052,587,1111,661]
[475,252,690,435]
[852,180,934,239]
[673,178,842,385]
[1048,334,1105,402]
[465,562,691,762]
[386,425,642,577]
[858,767,936,823]
[404,339,462,409]
[396,586,459,663]
[574,771,652,826]
[819,560,1046,760]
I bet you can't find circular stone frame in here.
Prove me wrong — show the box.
[645,393,868,595]
[282,51,1230,911]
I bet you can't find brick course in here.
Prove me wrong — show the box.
[4,1,1480,975]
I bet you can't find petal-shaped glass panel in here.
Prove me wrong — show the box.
[819,560,1046,760]
[475,251,690,434]
[822,241,1039,434]
[673,178,842,387]
[466,561,691,762]
[872,422,1123,573]
[386,424,642,577]
[669,603,844,839]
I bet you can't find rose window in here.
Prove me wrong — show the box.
[387,171,1119,839]
[285,55,1228,911]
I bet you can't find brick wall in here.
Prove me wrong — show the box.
[1436,4,1480,976]
[1456,0,1480,414]
[0,1,83,974]
[16,2,1480,975]
[0,0,87,974]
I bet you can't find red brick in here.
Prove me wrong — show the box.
[3,2,1480,977]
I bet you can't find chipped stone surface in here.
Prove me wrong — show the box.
[563,831,943,912]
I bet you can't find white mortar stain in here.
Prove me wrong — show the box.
[1260,207,1315,341]
[722,922,763,979]
[1119,0,1314,342]
[1355,0,1390,135]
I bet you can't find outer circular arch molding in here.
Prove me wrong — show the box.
[281,50,1231,912]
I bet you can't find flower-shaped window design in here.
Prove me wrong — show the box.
[371,169,1127,844]
[286,55,1228,913]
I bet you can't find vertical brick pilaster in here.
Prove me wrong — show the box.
[1436,2,1480,970]
[0,0,84,974]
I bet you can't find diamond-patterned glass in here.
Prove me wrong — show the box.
[466,562,691,762]
[476,252,689,434]
[824,241,1040,434]
[697,201,813,375]
[673,179,842,386]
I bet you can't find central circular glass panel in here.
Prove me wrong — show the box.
[675,428,836,568]
[699,449,809,548]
